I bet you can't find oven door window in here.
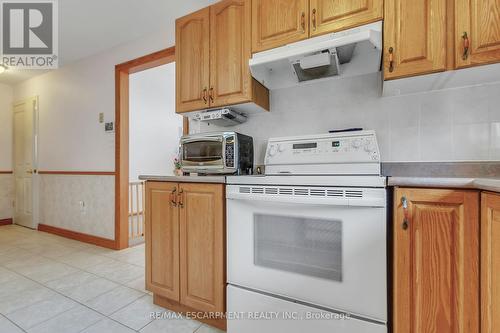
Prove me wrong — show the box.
[254,214,342,282]
[183,141,223,162]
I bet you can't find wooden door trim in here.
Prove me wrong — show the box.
[115,46,188,250]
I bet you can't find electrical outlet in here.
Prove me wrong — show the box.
[99,112,104,123]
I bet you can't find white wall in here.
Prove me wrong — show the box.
[0,83,13,170]
[0,84,14,220]
[11,29,178,237]
[129,63,183,181]
[195,73,500,164]
[13,30,176,172]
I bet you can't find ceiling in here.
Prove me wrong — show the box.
[0,0,216,86]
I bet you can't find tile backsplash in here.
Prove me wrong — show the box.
[193,72,500,164]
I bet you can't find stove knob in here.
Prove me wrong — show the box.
[268,145,277,157]
[351,139,362,149]
[278,144,286,152]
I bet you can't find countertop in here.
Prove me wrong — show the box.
[387,177,500,192]
[139,162,500,191]
[138,175,226,184]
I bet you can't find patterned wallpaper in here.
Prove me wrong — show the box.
[0,174,14,220]
[39,175,115,239]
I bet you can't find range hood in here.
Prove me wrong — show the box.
[249,21,382,90]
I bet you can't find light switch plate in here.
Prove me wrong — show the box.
[99,113,104,123]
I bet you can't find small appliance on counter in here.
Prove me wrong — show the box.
[192,108,247,127]
[180,132,253,175]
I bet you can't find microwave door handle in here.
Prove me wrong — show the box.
[182,137,223,144]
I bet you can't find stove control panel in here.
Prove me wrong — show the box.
[264,131,381,175]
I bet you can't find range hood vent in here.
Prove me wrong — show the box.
[249,22,382,90]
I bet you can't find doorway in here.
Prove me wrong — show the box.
[13,97,39,229]
[128,62,183,245]
[115,47,188,249]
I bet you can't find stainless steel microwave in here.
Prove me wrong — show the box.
[180,132,254,175]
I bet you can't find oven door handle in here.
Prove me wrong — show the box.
[226,193,385,208]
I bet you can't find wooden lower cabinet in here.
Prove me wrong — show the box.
[145,181,226,330]
[481,192,500,333]
[393,188,480,333]
[179,183,225,313]
[145,182,180,300]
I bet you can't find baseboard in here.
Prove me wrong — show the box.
[37,224,117,249]
[0,218,13,226]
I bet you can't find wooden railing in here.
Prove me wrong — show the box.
[129,181,145,243]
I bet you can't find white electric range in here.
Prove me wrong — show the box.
[226,131,387,333]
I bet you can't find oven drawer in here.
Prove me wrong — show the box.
[227,285,387,333]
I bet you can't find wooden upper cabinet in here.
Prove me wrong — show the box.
[145,182,180,301]
[210,0,252,108]
[179,183,225,313]
[383,0,447,80]
[455,0,500,68]
[309,0,382,37]
[393,188,479,333]
[252,0,309,52]
[176,8,210,113]
[481,192,500,333]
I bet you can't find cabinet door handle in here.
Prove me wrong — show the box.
[202,87,208,103]
[312,8,317,31]
[462,32,470,60]
[209,87,214,103]
[388,47,395,73]
[401,196,409,230]
[301,12,306,33]
[178,189,184,208]
[170,188,177,207]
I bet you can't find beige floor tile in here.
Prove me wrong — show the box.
[59,278,119,302]
[110,295,164,330]
[125,276,148,294]
[84,286,144,316]
[44,271,99,291]
[14,261,80,283]
[80,318,136,333]
[0,286,56,315]
[195,324,226,333]
[0,267,21,284]
[0,276,40,298]
[27,305,103,333]
[6,294,78,329]
[0,315,24,333]
[84,259,124,276]
[140,316,202,333]
[97,264,144,284]
[56,251,115,270]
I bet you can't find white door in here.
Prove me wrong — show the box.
[226,184,387,322]
[13,97,39,229]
